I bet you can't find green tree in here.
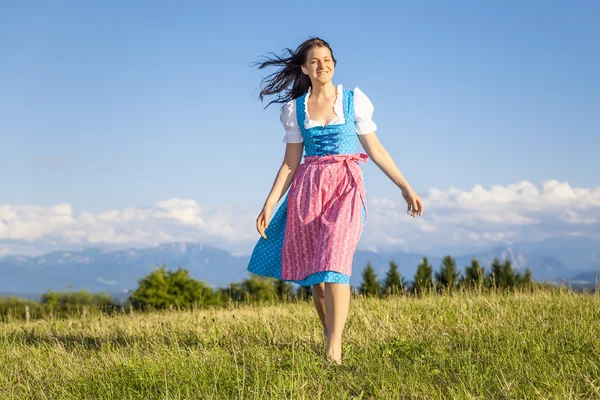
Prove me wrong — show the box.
[296,285,312,300]
[360,263,382,296]
[0,296,41,319]
[502,259,518,287]
[435,255,460,291]
[460,258,486,288]
[273,279,294,300]
[216,282,244,304]
[241,276,277,302]
[129,264,215,310]
[517,268,533,286]
[488,257,506,288]
[487,258,526,289]
[384,260,406,295]
[41,289,117,314]
[412,256,434,295]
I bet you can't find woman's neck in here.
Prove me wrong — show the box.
[310,82,336,99]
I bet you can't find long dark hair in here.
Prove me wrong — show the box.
[253,37,337,108]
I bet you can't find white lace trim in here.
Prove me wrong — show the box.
[303,84,345,129]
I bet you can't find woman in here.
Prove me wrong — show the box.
[247,37,423,365]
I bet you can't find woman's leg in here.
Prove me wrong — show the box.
[324,282,350,364]
[312,283,327,340]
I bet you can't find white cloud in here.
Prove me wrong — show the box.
[482,231,517,241]
[0,199,257,256]
[558,209,597,225]
[0,180,598,257]
[427,180,600,211]
[357,180,600,253]
[469,232,480,241]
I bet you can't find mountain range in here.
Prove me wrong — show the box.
[0,237,598,299]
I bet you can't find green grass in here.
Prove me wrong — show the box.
[1,287,599,399]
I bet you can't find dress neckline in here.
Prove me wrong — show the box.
[304,84,345,128]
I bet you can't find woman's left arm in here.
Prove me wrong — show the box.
[358,132,424,217]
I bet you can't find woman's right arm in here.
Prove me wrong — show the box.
[256,142,304,239]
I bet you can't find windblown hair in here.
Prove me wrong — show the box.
[253,37,337,108]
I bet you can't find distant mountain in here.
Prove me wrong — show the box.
[564,270,599,288]
[454,246,570,282]
[511,237,600,273]
[569,271,599,282]
[0,243,250,295]
[1,238,598,296]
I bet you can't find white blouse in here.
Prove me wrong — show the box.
[280,84,378,143]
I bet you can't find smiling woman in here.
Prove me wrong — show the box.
[247,37,424,365]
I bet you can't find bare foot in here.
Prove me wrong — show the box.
[326,343,342,365]
[326,354,342,366]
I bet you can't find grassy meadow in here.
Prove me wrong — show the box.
[1,286,599,399]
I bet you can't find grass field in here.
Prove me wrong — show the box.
[1,287,599,399]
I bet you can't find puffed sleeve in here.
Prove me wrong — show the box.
[354,87,377,135]
[280,100,303,143]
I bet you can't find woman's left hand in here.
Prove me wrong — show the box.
[402,188,424,217]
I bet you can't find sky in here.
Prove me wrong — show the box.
[0,1,599,257]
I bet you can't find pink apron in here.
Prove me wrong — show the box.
[281,153,368,281]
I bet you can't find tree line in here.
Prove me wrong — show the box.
[0,287,117,320]
[128,255,534,308]
[360,256,532,296]
[0,256,535,320]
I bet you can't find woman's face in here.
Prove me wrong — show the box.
[302,46,335,85]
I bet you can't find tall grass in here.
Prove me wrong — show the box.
[1,286,599,399]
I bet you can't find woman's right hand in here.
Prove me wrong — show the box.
[256,205,273,239]
[402,187,424,218]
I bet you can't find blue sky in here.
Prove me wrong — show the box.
[0,1,598,256]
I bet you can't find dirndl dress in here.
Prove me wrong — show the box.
[247,86,371,286]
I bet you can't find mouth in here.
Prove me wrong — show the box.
[317,71,328,76]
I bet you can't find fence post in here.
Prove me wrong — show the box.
[129,303,134,317]
[25,305,30,323]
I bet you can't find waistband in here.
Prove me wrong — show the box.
[303,153,369,165]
